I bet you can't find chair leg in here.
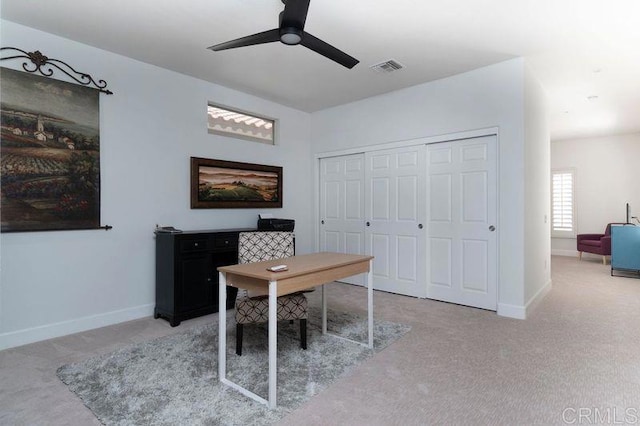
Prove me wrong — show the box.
[236,323,243,356]
[602,256,607,265]
[300,318,307,350]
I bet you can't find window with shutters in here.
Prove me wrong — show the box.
[551,169,576,237]
[207,103,275,145]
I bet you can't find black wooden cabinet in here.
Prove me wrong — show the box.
[154,228,253,326]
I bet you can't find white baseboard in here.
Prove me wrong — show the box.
[0,303,154,351]
[497,303,526,320]
[525,279,552,317]
[551,249,578,257]
[497,278,553,320]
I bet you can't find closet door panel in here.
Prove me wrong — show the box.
[426,136,497,310]
[365,146,426,297]
[319,154,366,285]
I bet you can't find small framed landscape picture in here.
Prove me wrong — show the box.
[190,157,282,209]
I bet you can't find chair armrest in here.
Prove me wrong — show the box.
[601,236,611,254]
[577,233,604,242]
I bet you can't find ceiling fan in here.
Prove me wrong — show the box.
[208,0,359,69]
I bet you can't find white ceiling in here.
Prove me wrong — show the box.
[2,0,639,141]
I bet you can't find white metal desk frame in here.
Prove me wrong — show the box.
[218,256,374,409]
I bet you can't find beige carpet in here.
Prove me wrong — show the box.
[2,256,639,425]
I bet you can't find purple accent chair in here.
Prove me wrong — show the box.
[577,223,625,265]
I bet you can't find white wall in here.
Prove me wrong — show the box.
[523,63,551,307]
[0,21,313,350]
[311,58,538,317]
[0,22,555,348]
[551,132,640,257]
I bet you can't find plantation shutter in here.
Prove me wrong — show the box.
[551,170,575,236]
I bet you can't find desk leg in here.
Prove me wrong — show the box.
[268,280,278,409]
[321,263,373,349]
[218,273,271,408]
[321,284,327,335]
[367,260,374,349]
[218,272,227,382]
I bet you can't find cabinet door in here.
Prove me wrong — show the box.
[177,253,214,313]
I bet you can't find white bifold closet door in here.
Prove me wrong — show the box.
[319,154,366,285]
[426,136,497,310]
[365,146,427,298]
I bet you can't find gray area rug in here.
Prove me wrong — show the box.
[57,308,410,425]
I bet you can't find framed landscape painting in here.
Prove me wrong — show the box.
[190,157,282,209]
[0,67,101,232]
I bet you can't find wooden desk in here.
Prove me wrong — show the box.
[217,252,374,409]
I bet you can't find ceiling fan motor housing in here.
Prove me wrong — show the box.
[280,27,303,45]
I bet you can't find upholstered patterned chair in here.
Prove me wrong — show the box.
[234,231,307,356]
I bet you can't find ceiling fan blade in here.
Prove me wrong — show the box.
[300,32,359,69]
[281,0,311,29]
[208,28,280,51]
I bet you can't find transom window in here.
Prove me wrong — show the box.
[207,104,275,145]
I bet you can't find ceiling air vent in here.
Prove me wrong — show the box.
[370,59,404,74]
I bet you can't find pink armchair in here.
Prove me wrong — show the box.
[577,223,625,264]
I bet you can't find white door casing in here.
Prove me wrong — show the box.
[319,154,365,285]
[426,136,497,310]
[365,146,427,297]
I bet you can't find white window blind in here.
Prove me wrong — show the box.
[552,170,575,236]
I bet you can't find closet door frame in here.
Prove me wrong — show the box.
[314,127,500,307]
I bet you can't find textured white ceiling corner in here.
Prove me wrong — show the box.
[2,0,639,140]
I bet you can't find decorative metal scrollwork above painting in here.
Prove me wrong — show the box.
[0,47,113,232]
[1,47,113,94]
